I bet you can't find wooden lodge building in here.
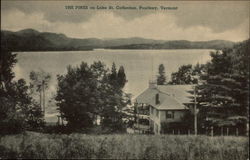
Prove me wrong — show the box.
[135,81,194,134]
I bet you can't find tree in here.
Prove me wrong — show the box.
[168,64,206,85]
[0,47,44,134]
[117,66,127,89]
[169,65,193,84]
[100,80,129,132]
[0,47,24,134]
[11,79,44,130]
[56,61,130,132]
[157,64,166,85]
[0,48,17,89]
[109,62,117,84]
[56,63,96,130]
[109,63,127,89]
[197,40,249,135]
[102,63,128,131]
[29,70,51,115]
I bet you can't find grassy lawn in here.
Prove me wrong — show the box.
[0,132,248,159]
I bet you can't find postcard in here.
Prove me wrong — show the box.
[1,0,249,159]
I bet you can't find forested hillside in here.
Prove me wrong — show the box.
[109,40,235,50]
[1,29,235,51]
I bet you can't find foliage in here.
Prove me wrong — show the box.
[108,62,127,89]
[166,40,249,135]
[0,132,248,159]
[29,70,51,93]
[109,62,117,84]
[197,40,249,134]
[117,66,127,88]
[103,63,129,131]
[168,64,206,85]
[157,64,166,85]
[0,47,44,134]
[0,79,45,134]
[29,70,51,114]
[56,61,129,132]
[0,48,17,85]
[56,62,98,130]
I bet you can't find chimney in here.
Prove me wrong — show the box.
[155,93,160,105]
[149,80,157,89]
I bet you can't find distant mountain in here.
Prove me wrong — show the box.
[103,37,165,47]
[109,40,236,50]
[1,29,92,51]
[1,29,236,51]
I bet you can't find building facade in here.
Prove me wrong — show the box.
[135,82,194,134]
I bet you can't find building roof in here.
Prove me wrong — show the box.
[135,85,194,110]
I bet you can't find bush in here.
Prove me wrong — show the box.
[42,125,71,134]
[0,119,26,135]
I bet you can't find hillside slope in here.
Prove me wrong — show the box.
[1,29,236,51]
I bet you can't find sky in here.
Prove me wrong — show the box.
[1,1,249,42]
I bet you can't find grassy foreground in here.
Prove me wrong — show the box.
[0,132,249,159]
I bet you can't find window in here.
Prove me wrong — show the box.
[166,111,175,119]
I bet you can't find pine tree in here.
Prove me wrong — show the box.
[157,64,166,85]
[56,62,97,130]
[117,66,127,89]
[197,40,249,135]
[110,62,117,82]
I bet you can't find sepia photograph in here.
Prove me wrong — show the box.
[0,0,249,159]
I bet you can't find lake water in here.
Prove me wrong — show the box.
[13,49,212,122]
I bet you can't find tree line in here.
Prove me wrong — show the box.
[156,39,249,135]
[1,44,129,134]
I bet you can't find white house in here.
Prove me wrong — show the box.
[135,82,194,134]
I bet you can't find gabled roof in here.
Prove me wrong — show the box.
[135,85,194,110]
[157,85,194,104]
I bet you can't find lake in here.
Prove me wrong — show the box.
[13,49,213,122]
